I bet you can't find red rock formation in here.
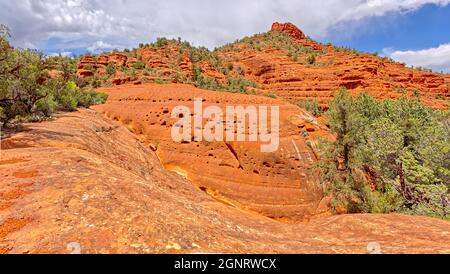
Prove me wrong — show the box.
[216,23,449,109]
[1,109,450,253]
[271,22,323,50]
[77,69,94,77]
[271,22,307,40]
[94,83,329,222]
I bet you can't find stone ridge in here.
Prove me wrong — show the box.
[271,22,308,40]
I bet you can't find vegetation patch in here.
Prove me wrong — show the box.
[317,88,450,219]
[0,25,108,127]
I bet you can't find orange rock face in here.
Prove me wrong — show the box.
[94,83,329,222]
[271,22,307,40]
[270,22,322,50]
[1,109,450,254]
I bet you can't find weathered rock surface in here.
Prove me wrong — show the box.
[1,109,450,254]
[94,84,329,222]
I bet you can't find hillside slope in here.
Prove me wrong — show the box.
[1,109,450,254]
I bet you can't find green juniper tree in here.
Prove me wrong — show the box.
[0,24,108,127]
[318,88,450,218]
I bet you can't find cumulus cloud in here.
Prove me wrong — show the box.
[337,0,450,21]
[48,51,73,57]
[87,41,121,53]
[0,0,133,49]
[384,44,450,73]
[1,0,449,53]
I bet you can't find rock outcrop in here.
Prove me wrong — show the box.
[94,83,329,222]
[271,22,307,40]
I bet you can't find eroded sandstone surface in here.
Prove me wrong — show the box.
[94,83,330,222]
[1,109,450,254]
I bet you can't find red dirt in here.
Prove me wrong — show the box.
[0,188,32,200]
[0,163,35,253]
[0,218,32,254]
[0,158,30,165]
[0,201,13,211]
[12,170,39,179]
[0,218,31,239]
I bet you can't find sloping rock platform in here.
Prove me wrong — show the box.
[1,109,450,254]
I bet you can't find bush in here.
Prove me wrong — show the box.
[132,60,146,70]
[89,76,101,88]
[76,90,108,107]
[0,106,5,121]
[227,77,258,93]
[317,89,450,219]
[298,99,321,117]
[155,37,169,48]
[125,69,136,78]
[263,93,277,99]
[59,94,78,111]
[0,27,109,127]
[73,76,89,89]
[35,94,58,116]
[106,63,117,75]
[142,69,151,76]
[306,53,316,65]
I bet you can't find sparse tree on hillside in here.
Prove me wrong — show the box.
[0,25,108,126]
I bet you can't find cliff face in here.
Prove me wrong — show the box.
[77,22,449,109]
[2,109,450,254]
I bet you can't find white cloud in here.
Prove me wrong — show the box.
[48,51,73,57]
[1,0,449,51]
[338,0,450,21]
[87,41,121,53]
[384,44,450,73]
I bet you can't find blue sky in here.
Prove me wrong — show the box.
[1,0,450,73]
[326,3,450,53]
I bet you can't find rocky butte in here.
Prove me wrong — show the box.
[76,22,448,109]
